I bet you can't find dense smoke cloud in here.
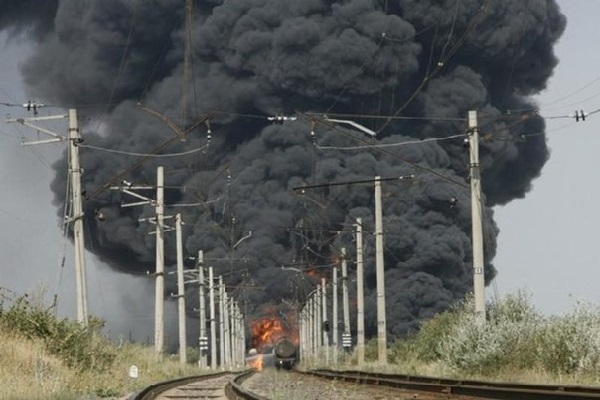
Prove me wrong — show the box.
[1,0,565,339]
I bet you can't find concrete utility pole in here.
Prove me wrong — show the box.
[468,110,486,320]
[155,167,166,358]
[231,300,237,365]
[308,297,314,361]
[111,166,165,358]
[341,247,351,346]
[303,298,310,360]
[332,263,338,362]
[316,284,322,350]
[374,176,387,364]
[68,109,88,326]
[175,213,187,364]
[307,299,314,360]
[237,302,246,364]
[321,277,329,365]
[223,291,230,368]
[355,218,365,365]
[311,291,318,358]
[304,293,310,361]
[228,299,236,366]
[197,251,208,368]
[209,267,217,369]
[219,276,225,369]
[7,109,89,325]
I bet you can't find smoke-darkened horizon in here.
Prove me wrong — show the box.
[0,0,566,339]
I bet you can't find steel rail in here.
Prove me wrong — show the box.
[225,369,269,400]
[131,370,239,400]
[303,369,600,400]
[131,371,231,400]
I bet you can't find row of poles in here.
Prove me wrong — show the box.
[299,245,363,365]
[7,109,486,368]
[117,167,248,366]
[4,108,247,366]
[295,174,393,365]
[298,110,485,364]
[194,251,247,369]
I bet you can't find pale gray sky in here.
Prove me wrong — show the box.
[0,1,597,345]
[494,0,600,314]
[0,32,175,342]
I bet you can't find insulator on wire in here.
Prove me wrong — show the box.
[205,120,212,141]
[268,114,297,124]
[310,121,316,145]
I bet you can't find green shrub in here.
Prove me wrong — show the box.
[535,303,600,375]
[388,290,600,378]
[411,303,466,362]
[435,291,543,374]
[0,290,115,372]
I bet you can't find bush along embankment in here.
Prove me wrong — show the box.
[388,291,600,383]
[0,290,115,373]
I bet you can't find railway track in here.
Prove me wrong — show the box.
[301,369,600,399]
[131,370,265,400]
[131,367,600,400]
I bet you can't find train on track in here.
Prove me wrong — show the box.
[272,336,298,369]
[245,336,298,370]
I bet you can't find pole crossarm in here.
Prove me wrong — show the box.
[6,114,68,145]
[322,116,377,137]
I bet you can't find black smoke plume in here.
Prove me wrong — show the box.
[1,0,565,339]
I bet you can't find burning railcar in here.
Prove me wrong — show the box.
[247,312,299,369]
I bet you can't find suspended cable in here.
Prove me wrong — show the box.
[377,0,491,134]
[326,34,386,114]
[79,142,208,157]
[306,111,466,122]
[316,134,464,151]
[86,107,219,200]
[101,0,139,121]
[302,112,469,190]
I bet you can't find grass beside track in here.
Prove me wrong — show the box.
[1,288,599,399]
[0,327,210,400]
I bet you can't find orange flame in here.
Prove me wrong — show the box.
[246,353,264,370]
[305,268,320,277]
[250,317,287,351]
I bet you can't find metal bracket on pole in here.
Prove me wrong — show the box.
[63,213,85,224]
[6,114,68,145]
[233,231,252,249]
[122,200,153,208]
[323,116,377,137]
